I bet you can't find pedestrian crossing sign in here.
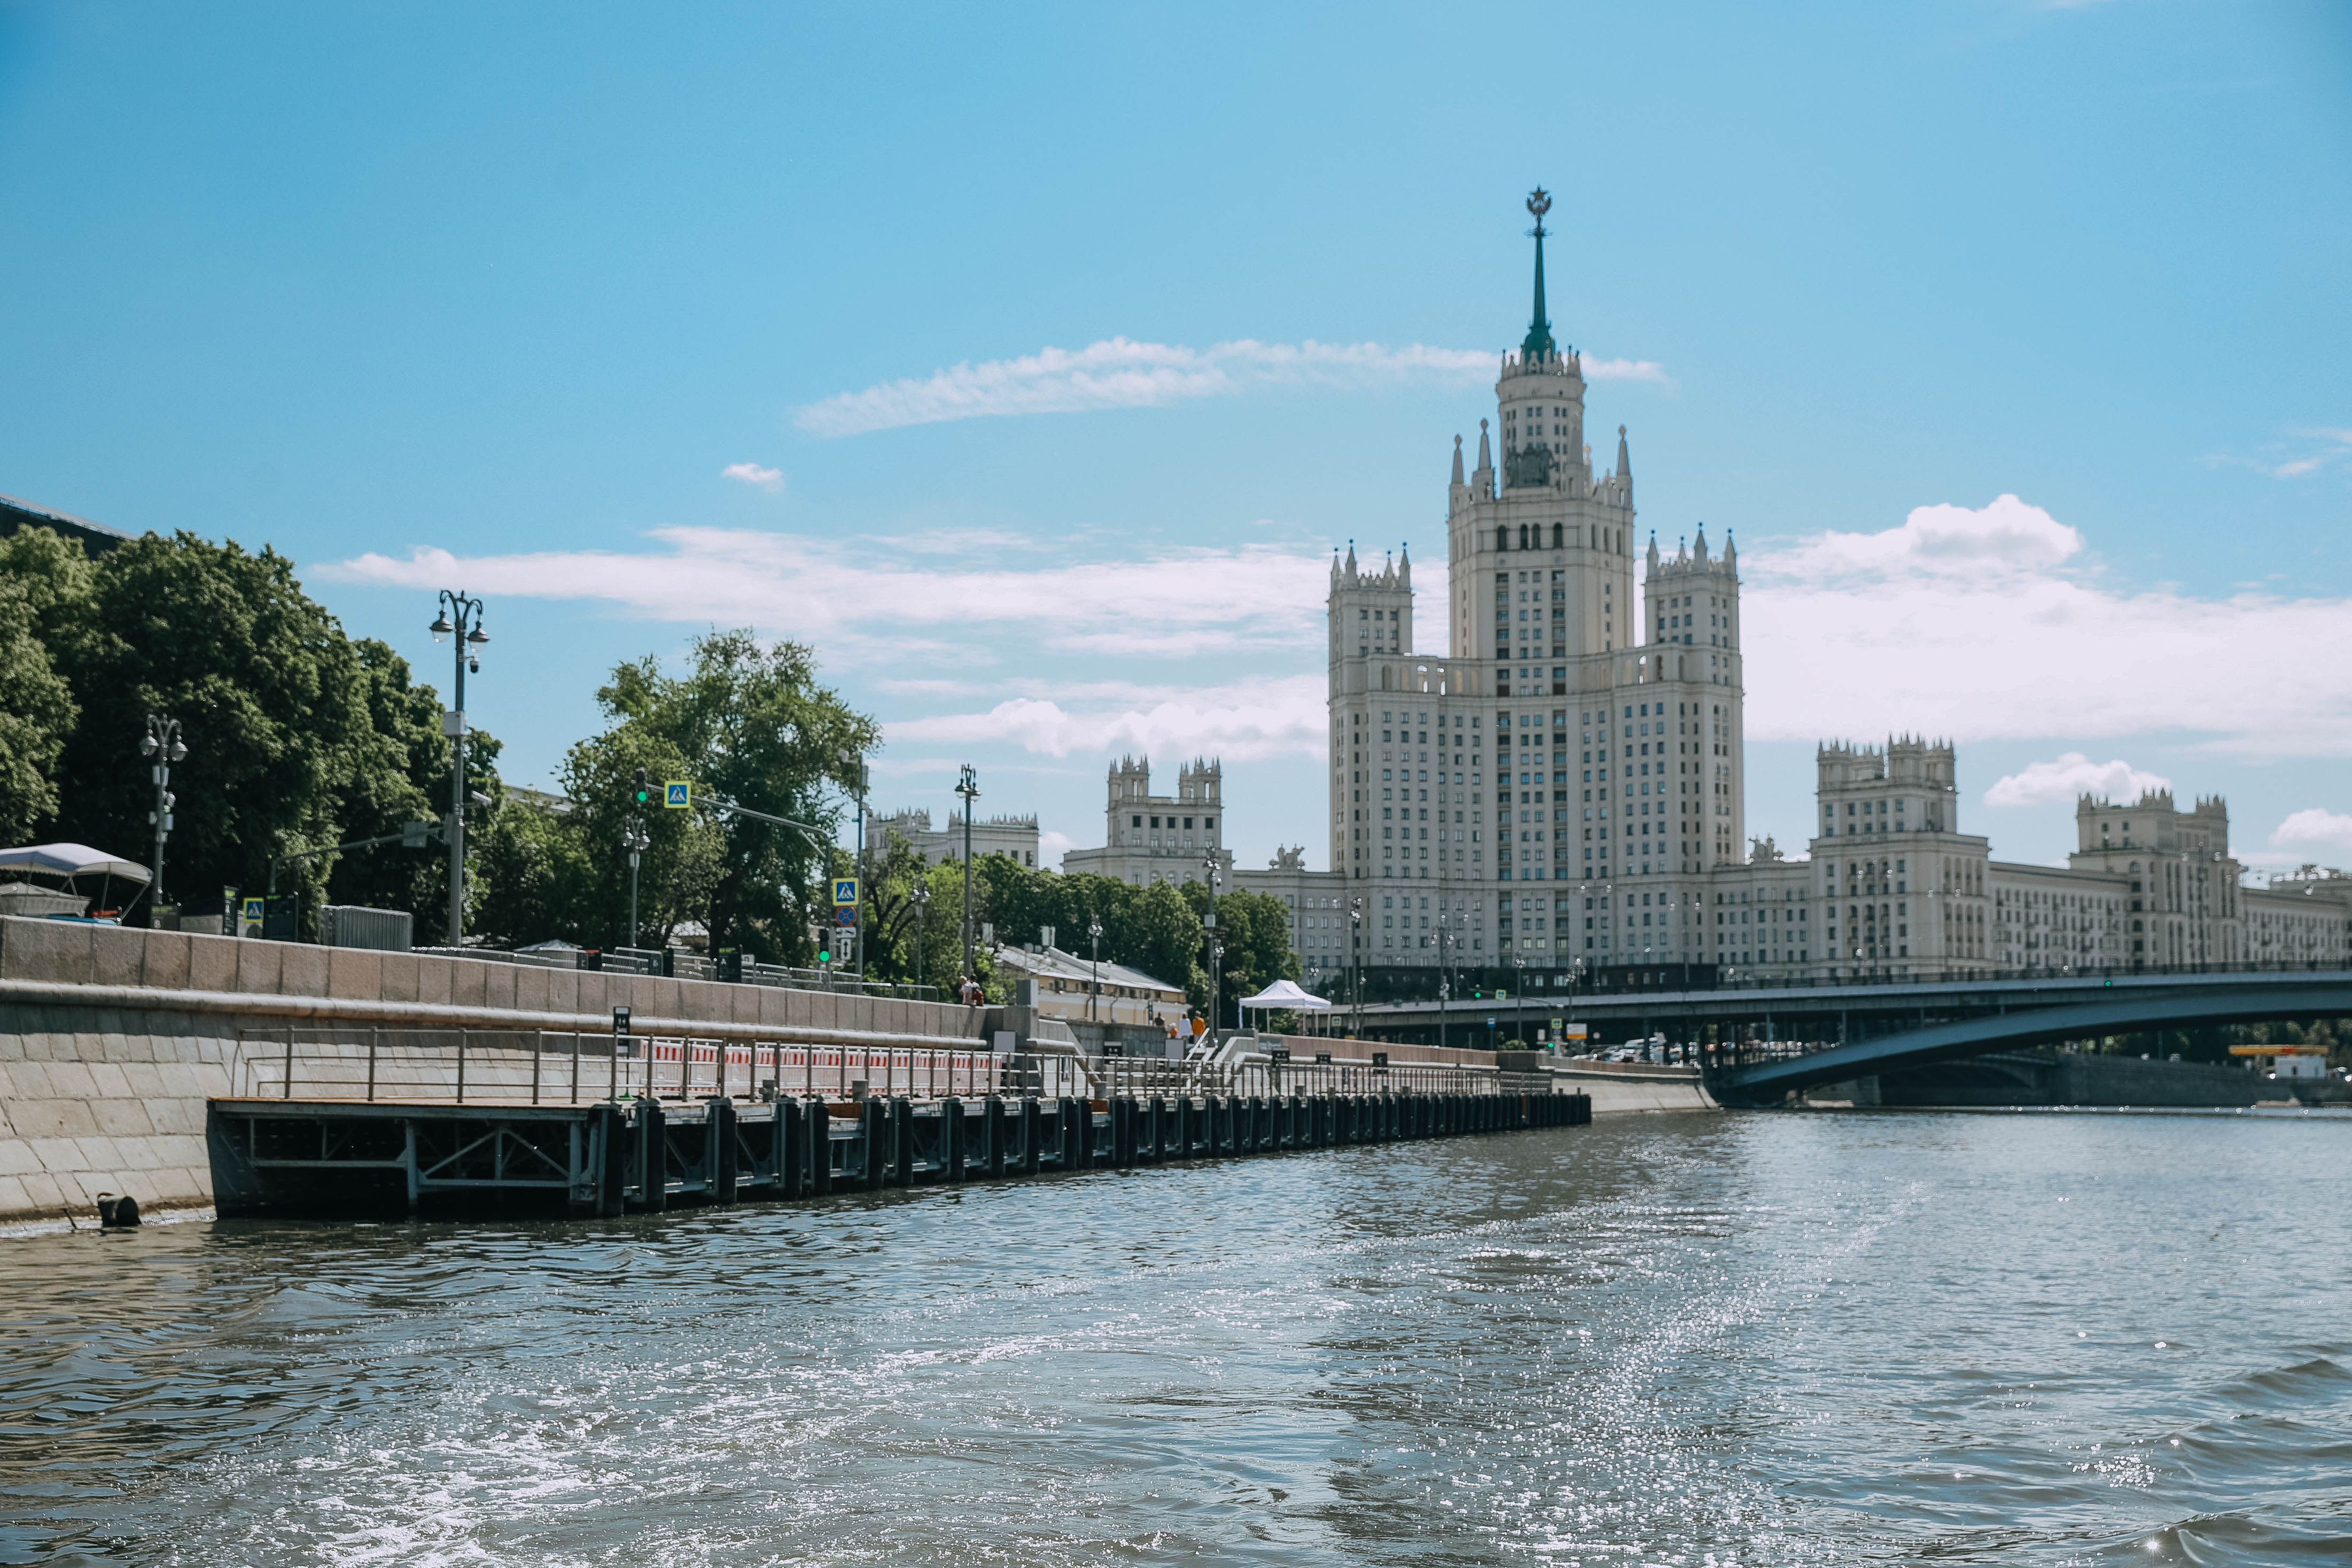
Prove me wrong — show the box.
[664,781,690,808]
[833,878,859,906]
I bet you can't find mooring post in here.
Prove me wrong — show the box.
[808,1099,831,1195]
[892,1097,914,1187]
[593,1103,625,1216]
[638,1098,666,1211]
[1021,1096,1041,1176]
[776,1097,799,1198]
[942,1096,964,1182]
[708,1098,738,1203]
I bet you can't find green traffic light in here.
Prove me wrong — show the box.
[819,949,831,964]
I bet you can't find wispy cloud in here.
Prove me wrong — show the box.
[2271,808,2352,854]
[320,531,1334,662]
[1984,752,2170,808]
[2202,427,2352,479]
[721,462,783,492]
[793,336,1666,438]
[887,674,1328,763]
[1740,495,2352,758]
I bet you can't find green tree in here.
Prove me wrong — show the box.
[1185,882,1300,1023]
[558,726,726,950]
[0,527,469,924]
[0,577,76,845]
[592,631,878,963]
[469,794,595,948]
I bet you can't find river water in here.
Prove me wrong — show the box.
[4,1110,2350,1566]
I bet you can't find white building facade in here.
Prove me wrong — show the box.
[1061,756,1235,887]
[1057,193,2352,991]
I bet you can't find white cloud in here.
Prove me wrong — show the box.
[792,336,1664,438]
[1038,829,1076,868]
[319,530,1346,664]
[2203,427,2352,479]
[720,462,783,492]
[2271,808,2352,853]
[886,674,1328,763]
[1738,495,2352,758]
[1583,357,1673,385]
[1767,493,2082,580]
[1984,752,2170,809]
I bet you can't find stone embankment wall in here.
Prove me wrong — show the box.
[0,917,985,1225]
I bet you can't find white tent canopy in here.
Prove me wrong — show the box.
[0,843,152,883]
[1238,978,1331,1012]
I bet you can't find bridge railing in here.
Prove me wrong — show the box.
[1367,956,2352,1010]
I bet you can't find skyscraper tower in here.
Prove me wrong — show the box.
[1326,189,1747,978]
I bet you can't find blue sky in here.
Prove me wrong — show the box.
[4,1,2348,875]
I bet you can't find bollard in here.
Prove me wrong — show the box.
[775,1098,799,1199]
[1022,1096,1042,1176]
[593,1102,626,1216]
[942,1097,965,1183]
[1147,1096,1166,1162]
[985,1095,1008,1180]
[1174,1095,1193,1160]
[861,1097,887,1189]
[807,1099,831,1195]
[707,1098,738,1203]
[892,1097,915,1187]
[638,1099,667,1211]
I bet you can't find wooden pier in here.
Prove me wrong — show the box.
[206,1088,1594,1218]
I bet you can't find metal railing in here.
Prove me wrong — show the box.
[409,946,943,1002]
[226,1028,1523,1106]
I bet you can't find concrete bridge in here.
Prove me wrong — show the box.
[1347,967,2352,1107]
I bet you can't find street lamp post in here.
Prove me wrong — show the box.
[1088,914,1104,1024]
[1201,851,1224,1033]
[1349,894,1363,1037]
[138,714,186,917]
[844,750,869,978]
[1513,953,1526,1044]
[427,591,488,947]
[914,881,932,990]
[954,763,979,982]
[622,814,650,949]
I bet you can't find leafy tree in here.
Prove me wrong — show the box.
[557,725,726,950]
[0,577,75,845]
[594,631,878,963]
[1185,882,1300,1024]
[0,527,466,924]
[469,794,595,948]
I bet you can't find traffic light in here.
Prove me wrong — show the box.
[817,945,832,964]
[633,767,650,805]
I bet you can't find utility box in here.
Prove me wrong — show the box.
[317,904,412,951]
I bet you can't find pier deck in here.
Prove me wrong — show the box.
[206,1088,1592,1218]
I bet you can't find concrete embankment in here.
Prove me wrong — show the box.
[0,916,982,1224]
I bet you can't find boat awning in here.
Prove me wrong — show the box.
[0,843,153,883]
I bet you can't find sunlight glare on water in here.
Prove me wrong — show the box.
[3,1111,2349,1565]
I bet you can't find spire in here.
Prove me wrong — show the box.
[1476,418,1491,473]
[1694,522,1709,562]
[1616,424,1630,479]
[1398,541,1411,586]
[1645,531,1659,574]
[1344,539,1358,575]
[1521,188,1556,363]
[1451,434,1465,487]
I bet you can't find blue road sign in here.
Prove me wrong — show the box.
[664,781,690,808]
